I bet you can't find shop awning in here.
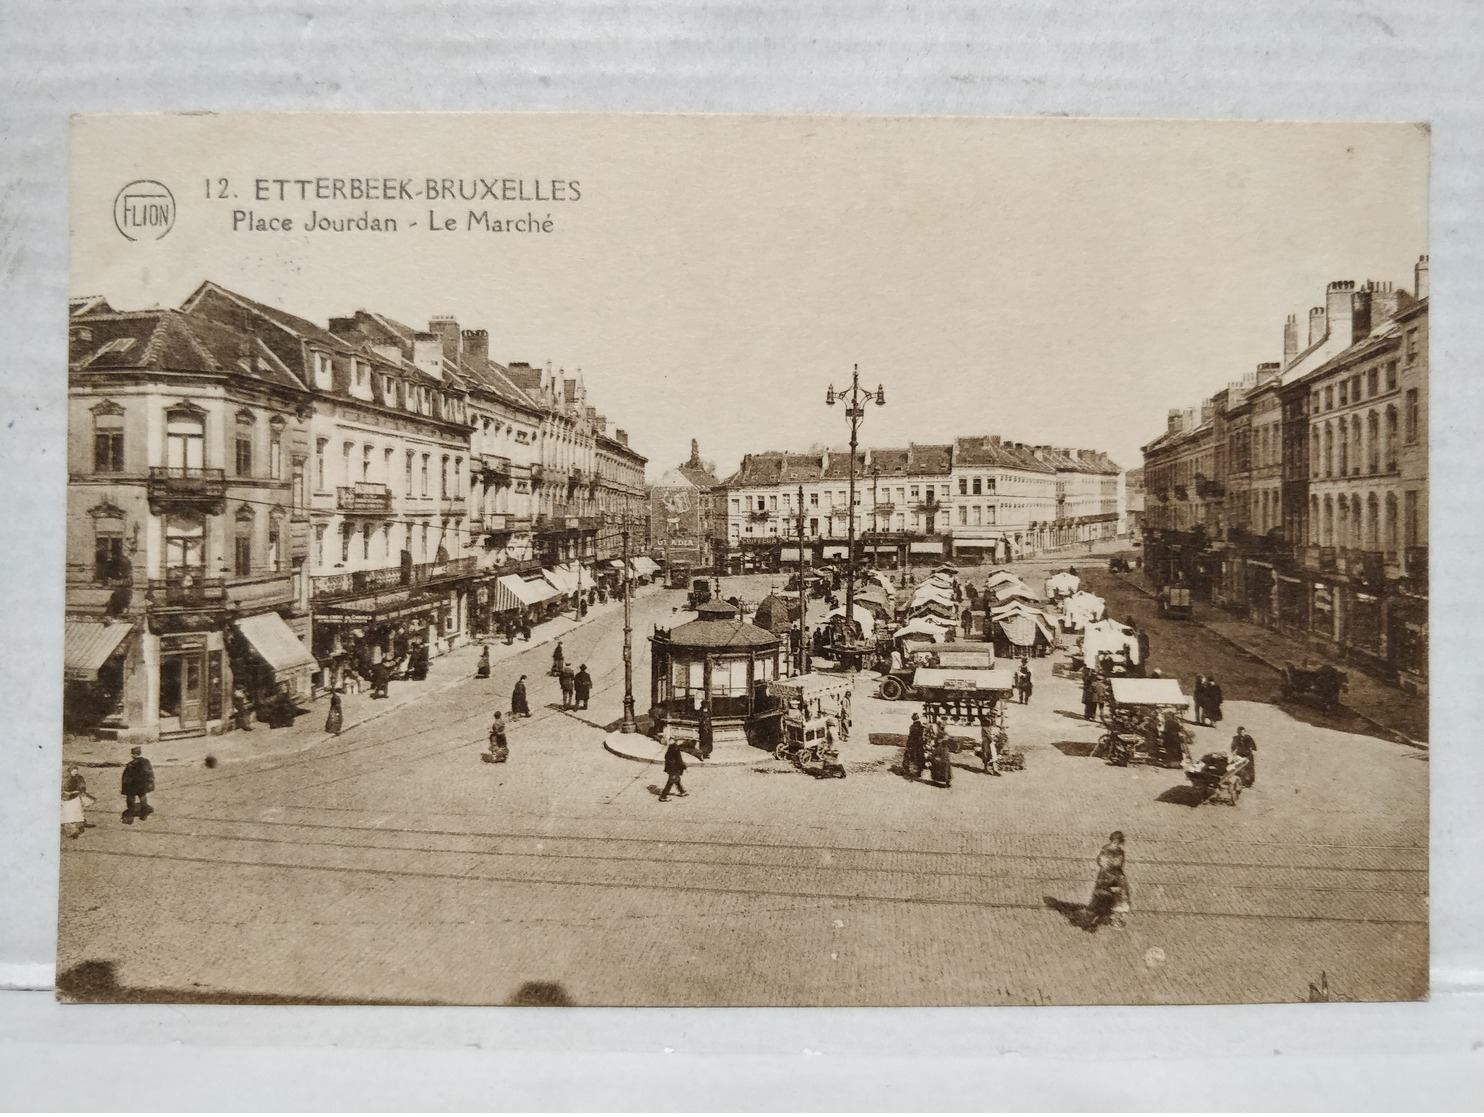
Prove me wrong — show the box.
[234,612,319,675]
[542,566,579,595]
[632,556,661,577]
[496,573,559,611]
[780,547,802,562]
[909,541,944,554]
[607,559,626,569]
[822,546,848,558]
[64,620,133,681]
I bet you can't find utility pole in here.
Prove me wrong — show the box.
[620,522,638,733]
[796,482,807,676]
[825,364,885,662]
[871,464,880,570]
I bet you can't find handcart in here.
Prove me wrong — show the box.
[768,672,852,768]
[1184,751,1249,806]
[1092,677,1193,768]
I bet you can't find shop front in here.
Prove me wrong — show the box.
[313,591,442,689]
[63,619,134,734]
[231,610,320,704]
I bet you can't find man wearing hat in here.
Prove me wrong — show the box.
[120,746,155,823]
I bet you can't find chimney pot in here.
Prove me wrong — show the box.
[1415,254,1429,299]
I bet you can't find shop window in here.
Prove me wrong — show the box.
[93,407,124,473]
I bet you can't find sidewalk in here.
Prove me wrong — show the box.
[1112,569,1428,747]
[64,584,667,770]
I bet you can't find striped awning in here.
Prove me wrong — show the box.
[542,566,579,595]
[233,612,319,676]
[64,621,133,681]
[495,574,559,611]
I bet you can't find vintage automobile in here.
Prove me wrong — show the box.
[877,646,996,701]
[686,576,713,610]
[1280,662,1347,710]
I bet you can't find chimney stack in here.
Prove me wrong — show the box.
[462,328,488,364]
[412,333,444,380]
[429,316,461,364]
[1283,314,1298,365]
[1326,280,1358,344]
[616,430,629,447]
[1415,254,1429,300]
[1307,306,1327,348]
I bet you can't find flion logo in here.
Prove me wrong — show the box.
[113,180,175,241]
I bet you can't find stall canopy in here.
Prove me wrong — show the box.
[1061,590,1107,628]
[894,618,947,642]
[824,603,876,637]
[984,569,1020,589]
[1082,618,1139,665]
[1044,571,1081,597]
[768,672,852,703]
[495,574,559,611]
[753,593,801,634]
[1108,677,1187,707]
[868,571,896,594]
[233,612,319,676]
[64,620,133,681]
[991,603,1058,648]
[990,579,1039,603]
[911,666,1017,693]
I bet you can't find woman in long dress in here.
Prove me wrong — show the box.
[511,675,531,718]
[61,765,91,839]
[475,645,491,679]
[324,690,343,735]
[1087,831,1131,929]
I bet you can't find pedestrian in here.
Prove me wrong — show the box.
[697,703,713,760]
[120,745,154,824]
[1206,675,1224,726]
[929,724,953,788]
[1160,710,1186,767]
[1015,658,1033,705]
[1082,670,1099,721]
[979,716,1001,776]
[485,711,509,763]
[475,644,491,679]
[559,664,575,709]
[1090,674,1109,722]
[1192,675,1208,725]
[370,660,390,700]
[231,685,254,731]
[551,641,565,677]
[265,684,299,726]
[324,689,343,735]
[511,674,531,718]
[573,664,592,710]
[903,713,926,780]
[1135,627,1151,677]
[60,765,93,839]
[1230,726,1256,786]
[658,733,688,802]
[520,618,532,642]
[1085,830,1131,930]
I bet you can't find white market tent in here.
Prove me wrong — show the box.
[1044,571,1081,598]
[894,617,947,642]
[1061,590,1107,629]
[824,603,877,637]
[1082,618,1139,665]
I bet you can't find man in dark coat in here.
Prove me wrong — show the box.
[573,665,592,710]
[1082,671,1099,721]
[903,713,926,780]
[1135,627,1151,677]
[559,664,576,709]
[1230,726,1256,786]
[1205,676,1224,725]
[120,746,154,823]
[659,735,688,801]
[551,642,565,677]
[1192,676,1209,725]
[697,704,713,760]
[511,675,531,718]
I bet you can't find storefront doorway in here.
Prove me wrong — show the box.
[158,636,219,736]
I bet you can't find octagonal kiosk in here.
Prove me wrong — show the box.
[642,599,784,764]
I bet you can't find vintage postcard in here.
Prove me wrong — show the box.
[59,113,1427,1006]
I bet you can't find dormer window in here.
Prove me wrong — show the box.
[313,351,333,389]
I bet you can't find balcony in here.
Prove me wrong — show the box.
[336,482,393,515]
[148,567,227,609]
[474,454,512,481]
[147,466,226,516]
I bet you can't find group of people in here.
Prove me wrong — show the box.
[61,746,155,838]
[1192,674,1225,726]
[549,642,593,711]
[902,712,955,787]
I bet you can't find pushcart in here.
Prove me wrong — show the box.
[912,667,1023,773]
[768,672,852,766]
[1184,751,1248,806]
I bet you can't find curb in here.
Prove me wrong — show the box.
[1111,573,1427,750]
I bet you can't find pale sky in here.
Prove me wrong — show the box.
[73,114,1428,479]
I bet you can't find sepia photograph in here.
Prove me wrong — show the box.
[58,112,1428,1007]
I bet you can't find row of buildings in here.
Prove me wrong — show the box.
[655,437,1124,574]
[66,282,648,743]
[1141,258,1429,693]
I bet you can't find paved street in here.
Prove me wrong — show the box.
[57,570,1426,1007]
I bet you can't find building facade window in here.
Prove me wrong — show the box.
[93,513,125,582]
[93,409,124,473]
[421,455,430,497]
[1405,389,1419,443]
[235,411,255,477]
[233,508,254,575]
[406,451,415,496]
[165,409,206,470]
[315,439,327,490]
[164,514,205,572]
[362,444,373,482]
[268,515,282,572]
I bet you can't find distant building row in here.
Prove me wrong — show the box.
[711,437,1122,572]
[66,282,647,742]
[1141,257,1429,692]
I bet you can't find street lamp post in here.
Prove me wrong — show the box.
[825,364,885,661]
[795,482,807,676]
[619,522,638,732]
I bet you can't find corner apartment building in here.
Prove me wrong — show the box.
[1142,260,1429,691]
[66,299,316,742]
